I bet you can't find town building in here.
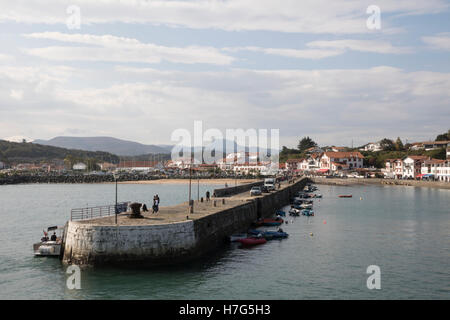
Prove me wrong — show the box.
[0,161,5,169]
[402,156,428,179]
[117,161,159,171]
[409,141,449,151]
[320,152,364,172]
[285,158,303,171]
[361,142,382,152]
[73,162,87,171]
[233,162,269,176]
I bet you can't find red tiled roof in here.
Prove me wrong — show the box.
[323,151,364,159]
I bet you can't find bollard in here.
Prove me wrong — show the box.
[222,199,225,205]
[213,200,217,207]
[201,197,203,203]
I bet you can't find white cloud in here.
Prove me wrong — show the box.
[23,32,234,65]
[224,46,345,60]
[306,39,413,54]
[1,0,448,34]
[223,39,412,60]
[422,33,450,51]
[1,64,449,146]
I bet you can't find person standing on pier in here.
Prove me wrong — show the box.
[152,194,160,213]
[206,191,210,201]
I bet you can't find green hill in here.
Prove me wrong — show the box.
[0,140,120,164]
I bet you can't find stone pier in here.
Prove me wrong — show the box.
[62,177,310,266]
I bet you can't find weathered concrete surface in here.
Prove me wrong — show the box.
[62,177,310,266]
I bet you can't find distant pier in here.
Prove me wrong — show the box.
[62,177,310,266]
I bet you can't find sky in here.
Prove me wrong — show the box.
[0,0,449,148]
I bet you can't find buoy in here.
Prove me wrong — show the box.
[360,197,362,200]
[323,220,327,224]
[310,233,313,236]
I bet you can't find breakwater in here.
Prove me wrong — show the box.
[0,173,258,185]
[213,180,263,197]
[312,177,450,190]
[62,177,310,267]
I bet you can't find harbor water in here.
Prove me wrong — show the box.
[0,182,448,299]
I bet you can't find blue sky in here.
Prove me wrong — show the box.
[0,0,449,148]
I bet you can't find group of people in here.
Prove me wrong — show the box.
[41,231,57,242]
[142,194,160,214]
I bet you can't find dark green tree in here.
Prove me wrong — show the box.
[297,136,317,152]
[395,137,404,151]
[379,138,395,151]
[435,129,450,141]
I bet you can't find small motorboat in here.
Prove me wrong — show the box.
[248,229,288,240]
[338,195,353,198]
[254,218,284,227]
[314,194,322,198]
[299,203,313,209]
[33,226,63,257]
[229,233,248,242]
[301,209,315,216]
[238,237,267,246]
[263,230,289,239]
[276,210,286,217]
[289,208,300,216]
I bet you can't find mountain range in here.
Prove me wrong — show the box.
[33,136,173,156]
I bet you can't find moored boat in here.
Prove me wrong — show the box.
[276,210,286,217]
[33,226,63,257]
[338,195,353,198]
[254,218,284,227]
[301,209,315,216]
[238,237,267,246]
[229,233,248,242]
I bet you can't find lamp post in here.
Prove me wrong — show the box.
[113,172,119,224]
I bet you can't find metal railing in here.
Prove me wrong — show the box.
[70,202,130,221]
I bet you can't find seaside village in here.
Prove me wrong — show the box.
[1,140,449,183]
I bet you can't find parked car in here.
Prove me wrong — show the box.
[250,186,262,196]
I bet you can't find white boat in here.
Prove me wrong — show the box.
[33,226,63,257]
[33,241,62,256]
[229,233,248,242]
[300,203,313,209]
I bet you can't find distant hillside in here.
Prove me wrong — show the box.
[0,140,119,163]
[33,136,172,156]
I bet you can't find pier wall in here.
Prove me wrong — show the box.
[213,181,263,197]
[62,177,310,266]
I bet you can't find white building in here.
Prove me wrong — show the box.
[72,162,87,171]
[402,156,428,179]
[436,160,450,182]
[233,162,268,176]
[320,152,364,172]
[420,159,443,179]
[361,142,382,152]
[285,158,303,171]
[383,159,398,179]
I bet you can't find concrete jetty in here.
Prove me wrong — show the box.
[62,177,310,266]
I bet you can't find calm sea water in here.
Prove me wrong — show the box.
[0,182,448,300]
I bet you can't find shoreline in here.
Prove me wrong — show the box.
[311,177,450,190]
